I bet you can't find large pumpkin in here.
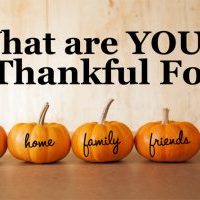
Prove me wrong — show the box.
[135,108,200,162]
[8,103,71,163]
[0,126,7,158]
[72,99,134,162]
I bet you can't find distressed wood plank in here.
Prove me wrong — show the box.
[0,0,199,131]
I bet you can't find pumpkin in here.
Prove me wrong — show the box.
[0,126,7,158]
[135,108,200,162]
[72,99,134,162]
[8,103,71,163]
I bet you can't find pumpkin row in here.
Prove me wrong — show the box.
[0,99,200,163]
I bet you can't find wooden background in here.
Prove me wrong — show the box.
[0,0,199,132]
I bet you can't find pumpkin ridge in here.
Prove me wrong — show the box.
[77,122,98,162]
[45,126,50,163]
[49,126,68,162]
[20,124,33,161]
[184,122,200,148]
[112,122,132,161]
[27,124,40,162]
[87,123,99,162]
[17,124,35,162]
[166,123,191,161]
[148,123,166,161]
[26,124,37,162]
[135,123,156,157]
[173,122,200,160]
[29,125,49,163]
[104,123,119,162]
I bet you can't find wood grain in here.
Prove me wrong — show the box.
[0,152,200,200]
[0,0,199,133]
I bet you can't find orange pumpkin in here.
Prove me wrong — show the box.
[72,99,134,162]
[8,103,71,163]
[0,126,7,158]
[135,108,200,162]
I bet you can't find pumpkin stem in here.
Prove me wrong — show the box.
[38,103,49,125]
[100,99,114,124]
[162,108,169,124]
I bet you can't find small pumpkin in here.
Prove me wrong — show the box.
[8,103,71,163]
[72,99,134,162]
[135,108,200,162]
[0,126,7,158]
